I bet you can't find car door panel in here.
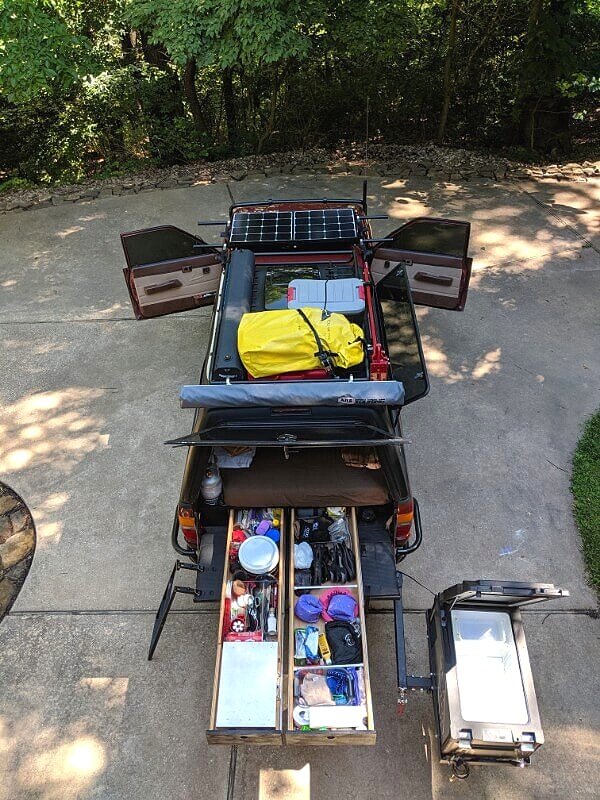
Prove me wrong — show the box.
[121,225,222,319]
[371,218,471,311]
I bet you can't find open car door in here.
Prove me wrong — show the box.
[121,225,222,319]
[370,217,472,310]
[373,265,429,405]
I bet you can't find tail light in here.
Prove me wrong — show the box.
[178,503,198,548]
[394,498,414,545]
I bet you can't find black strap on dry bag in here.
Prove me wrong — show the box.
[296,309,337,372]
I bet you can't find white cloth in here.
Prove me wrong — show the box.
[214,446,255,469]
[294,542,313,569]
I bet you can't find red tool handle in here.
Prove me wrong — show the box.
[361,260,390,381]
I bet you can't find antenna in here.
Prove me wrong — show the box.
[365,95,369,164]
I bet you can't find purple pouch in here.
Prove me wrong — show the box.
[294,594,323,623]
[256,519,271,536]
[326,593,358,621]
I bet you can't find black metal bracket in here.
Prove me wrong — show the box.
[393,572,434,710]
[149,524,228,660]
[148,561,195,660]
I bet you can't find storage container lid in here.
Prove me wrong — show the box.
[438,580,568,609]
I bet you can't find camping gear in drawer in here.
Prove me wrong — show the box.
[287,278,365,315]
[293,587,362,666]
[292,666,369,731]
[293,508,357,588]
[287,507,376,743]
[208,508,285,743]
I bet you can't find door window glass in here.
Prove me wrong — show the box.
[390,220,468,258]
[124,227,201,267]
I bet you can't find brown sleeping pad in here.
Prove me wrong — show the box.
[221,447,390,507]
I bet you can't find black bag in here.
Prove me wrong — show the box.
[295,516,331,544]
[295,569,313,590]
[325,620,362,664]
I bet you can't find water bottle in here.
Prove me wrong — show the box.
[267,608,277,639]
[201,466,222,504]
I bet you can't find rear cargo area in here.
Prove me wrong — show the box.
[178,405,409,510]
[220,447,391,508]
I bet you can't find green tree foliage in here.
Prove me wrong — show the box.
[126,0,312,68]
[0,0,598,183]
[0,0,98,103]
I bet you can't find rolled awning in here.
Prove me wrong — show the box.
[179,380,404,409]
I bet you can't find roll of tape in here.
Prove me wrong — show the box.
[293,705,310,727]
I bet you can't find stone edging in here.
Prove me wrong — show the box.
[0,484,35,620]
[1,145,598,214]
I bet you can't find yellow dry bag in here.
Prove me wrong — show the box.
[237,308,364,378]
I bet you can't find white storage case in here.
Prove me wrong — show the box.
[287,278,365,315]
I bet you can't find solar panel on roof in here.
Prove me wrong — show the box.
[229,208,358,245]
[230,211,293,243]
[293,209,357,241]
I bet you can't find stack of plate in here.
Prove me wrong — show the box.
[238,536,279,574]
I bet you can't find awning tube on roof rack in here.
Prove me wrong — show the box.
[180,380,404,409]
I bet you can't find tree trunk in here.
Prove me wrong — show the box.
[256,69,280,155]
[517,0,573,151]
[222,68,238,151]
[120,31,136,65]
[182,59,207,134]
[139,31,170,71]
[517,0,544,148]
[436,0,462,143]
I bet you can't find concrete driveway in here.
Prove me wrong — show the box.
[0,174,598,800]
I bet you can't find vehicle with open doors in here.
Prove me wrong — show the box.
[119,183,567,773]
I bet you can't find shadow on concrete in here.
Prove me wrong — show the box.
[0,388,109,553]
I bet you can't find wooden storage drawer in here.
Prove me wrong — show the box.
[207,509,285,745]
[286,507,376,745]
